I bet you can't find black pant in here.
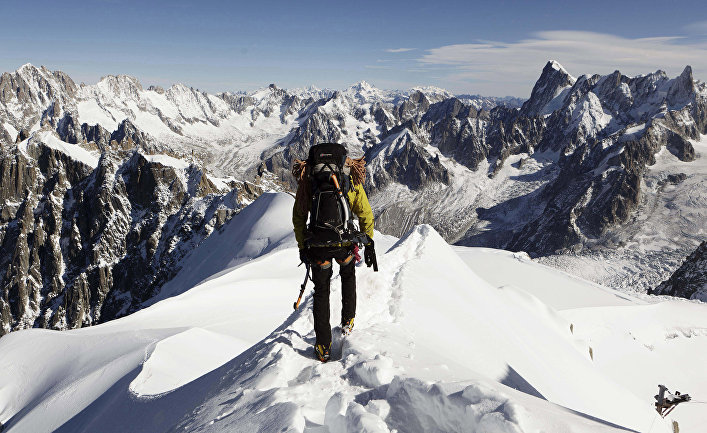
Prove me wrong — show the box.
[310,247,356,346]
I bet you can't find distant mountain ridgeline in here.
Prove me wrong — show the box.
[1,61,705,334]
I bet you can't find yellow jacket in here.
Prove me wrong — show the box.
[293,182,374,249]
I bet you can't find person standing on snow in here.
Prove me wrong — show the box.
[292,143,377,362]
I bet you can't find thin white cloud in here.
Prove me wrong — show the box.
[417,31,707,96]
[684,20,707,35]
[386,48,416,53]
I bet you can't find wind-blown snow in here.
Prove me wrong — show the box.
[623,123,647,136]
[569,92,613,136]
[1,193,705,433]
[76,99,120,131]
[540,86,571,116]
[453,247,640,310]
[129,328,251,397]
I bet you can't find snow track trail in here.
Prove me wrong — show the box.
[162,226,652,433]
[2,194,705,432]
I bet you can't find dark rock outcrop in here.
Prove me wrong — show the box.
[0,134,253,335]
[366,129,450,193]
[520,61,576,117]
[110,118,150,148]
[56,112,111,148]
[650,241,707,301]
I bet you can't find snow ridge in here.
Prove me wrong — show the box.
[1,195,706,432]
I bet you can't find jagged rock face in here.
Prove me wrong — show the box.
[0,65,77,123]
[248,63,705,257]
[485,109,546,173]
[0,134,257,335]
[53,109,158,158]
[262,106,340,189]
[262,85,479,183]
[110,118,151,148]
[420,99,493,171]
[267,89,521,195]
[503,65,705,256]
[398,91,431,121]
[432,114,488,171]
[367,128,450,193]
[520,60,576,117]
[650,241,707,300]
[0,65,78,145]
[56,111,111,149]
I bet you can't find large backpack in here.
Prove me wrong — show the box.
[306,143,356,245]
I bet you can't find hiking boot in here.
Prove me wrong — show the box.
[314,342,331,362]
[341,317,354,336]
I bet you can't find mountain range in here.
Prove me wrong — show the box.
[0,61,705,335]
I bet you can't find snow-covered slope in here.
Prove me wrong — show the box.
[1,193,705,433]
[147,192,297,303]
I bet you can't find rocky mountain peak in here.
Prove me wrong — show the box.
[520,60,577,116]
[110,119,151,147]
[7,63,78,97]
[344,81,384,103]
[410,86,455,103]
[96,74,144,98]
[350,80,374,92]
[147,85,165,94]
[247,84,286,102]
[16,62,36,71]
[667,65,695,108]
[548,60,572,75]
[0,64,78,138]
[15,63,50,80]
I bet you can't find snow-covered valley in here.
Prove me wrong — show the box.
[1,193,705,433]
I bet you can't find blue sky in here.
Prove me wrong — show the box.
[2,0,707,96]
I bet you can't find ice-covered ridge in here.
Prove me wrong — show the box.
[34,130,100,168]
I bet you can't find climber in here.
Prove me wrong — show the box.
[292,142,377,362]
